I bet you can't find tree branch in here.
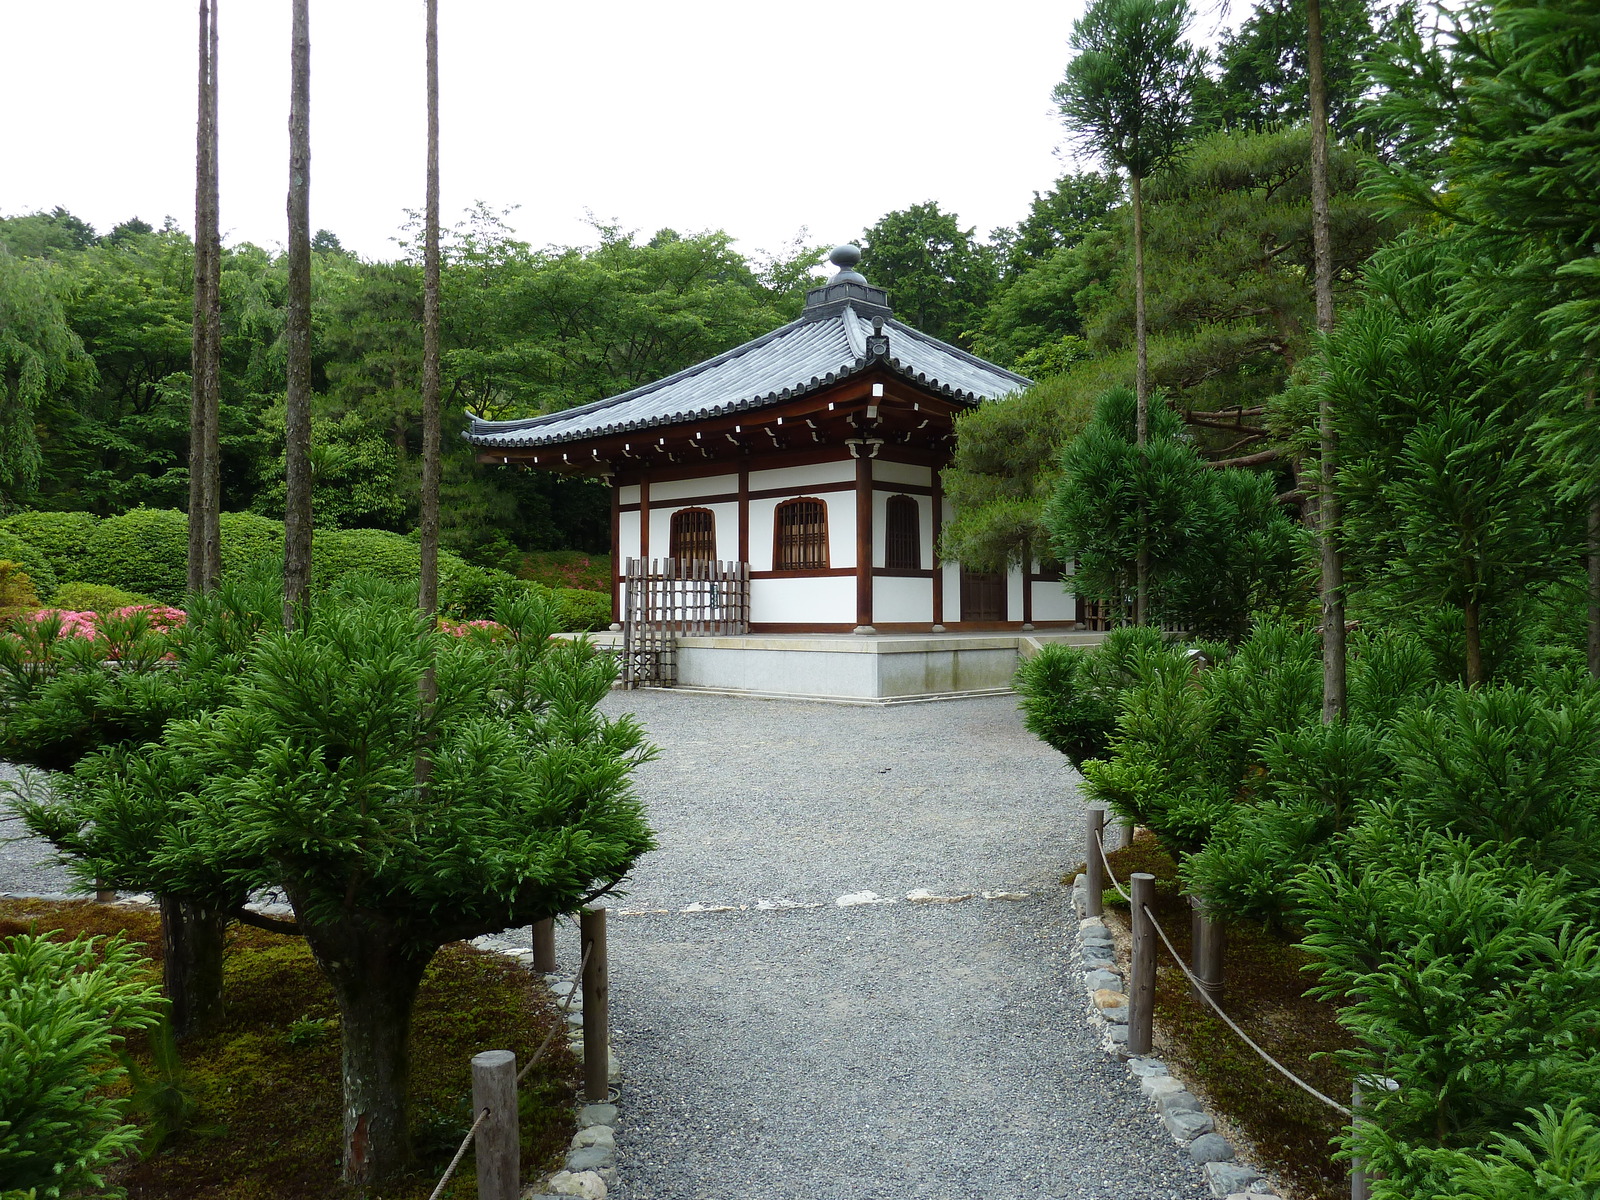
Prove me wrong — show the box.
[232,907,301,936]
[1203,446,1284,469]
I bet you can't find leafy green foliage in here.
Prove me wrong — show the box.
[0,532,56,601]
[1430,1102,1600,1200]
[1046,387,1300,636]
[0,511,99,584]
[0,931,165,1198]
[858,202,997,348]
[1054,0,1206,182]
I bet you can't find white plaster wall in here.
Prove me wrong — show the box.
[618,511,641,562]
[1032,580,1076,622]
[750,576,855,624]
[617,484,641,506]
[873,459,933,487]
[940,561,960,625]
[747,491,855,571]
[1007,566,1023,622]
[651,473,737,503]
[874,576,933,623]
[750,460,853,491]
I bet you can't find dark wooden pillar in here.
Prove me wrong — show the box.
[1022,539,1034,629]
[931,472,945,631]
[737,460,749,565]
[855,452,874,633]
[609,478,620,624]
[639,475,651,561]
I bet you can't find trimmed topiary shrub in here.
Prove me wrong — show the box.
[49,582,158,612]
[0,530,59,602]
[219,511,288,577]
[77,509,189,604]
[0,511,99,584]
[553,587,612,633]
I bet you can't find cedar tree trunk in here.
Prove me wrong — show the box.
[160,895,228,1039]
[1132,170,1149,627]
[1308,0,1346,721]
[297,913,435,1184]
[283,0,313,627]
[188,0,222,594]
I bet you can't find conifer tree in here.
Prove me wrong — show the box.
[282,0,313,625]
[1054,0,1204,622]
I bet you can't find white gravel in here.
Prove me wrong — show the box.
[0,762,72,895]
[543,690,1210,1200]
[1,689,1213,1198]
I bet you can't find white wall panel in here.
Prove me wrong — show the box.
[750,460,853,491]
[873,576,933,623]
[873,459,932,487]
[750,576,855,624]
[652,473,737,503]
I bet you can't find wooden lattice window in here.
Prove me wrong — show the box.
[885,495,920,570]
[669,508,716,563]
[774,498,829,570]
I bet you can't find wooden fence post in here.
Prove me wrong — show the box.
[470,1050,518,1200]
[1084,806,1106,919]
[580,905,610,1103]
[1351,1078,1370,1200]
[1128,872,1157,1056]
[1188,893,1225,1004]
[531,917,556,973]
[1119,817,1135,850]
[94,879,116,904]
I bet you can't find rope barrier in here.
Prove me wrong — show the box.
[1093,829,1133,903]
[517,939,593,1085]
[424,935,598,1198]
[1139,902,1352,1117]
[427,1105,490,1200]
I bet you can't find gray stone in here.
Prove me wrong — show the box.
[1127,1056,1168,1077]
[1084,968,1122,992]
[1187,1133,1235,1164]
[566,1145,617,1173]
[572,1125,615,1149]
[1104,1024,1129,1044]
[1082,954,1116,970]
[1100,1005,1129,1024]
[1140,1074,1185,1099]
[1081,935,1115,949]
[549,980,578,998]
[1157,1090,1203,1117]
[578,1103,618,1128]
[1164,1110,1215,1141]
[1202,1161,1260,1196]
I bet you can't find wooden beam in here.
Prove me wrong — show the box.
[855,452,874,632]
[639,475,651,559]
[932,472,944,629]
[737,460,749,565]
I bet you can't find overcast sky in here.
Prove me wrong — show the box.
[0,0,1190,267]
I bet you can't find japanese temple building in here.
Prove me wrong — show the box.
[466,245,1082,640]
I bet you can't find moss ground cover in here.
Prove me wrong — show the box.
[0,899,578,1199]
[1095,836,1356,1200]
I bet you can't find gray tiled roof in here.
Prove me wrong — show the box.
[464,305,1031,451]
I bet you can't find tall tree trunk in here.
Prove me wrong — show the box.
[160,895,227,1040]
[295,913,433,1184]
[1463,597,1483,687]
[1308,0,1346,721]
[1132,171,1149,626]
[418,0,442,623]
[282,0,313,628]
[1588,377,1600,679]
[188,0,222,595]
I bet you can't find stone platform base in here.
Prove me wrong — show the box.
[589,630,1106,705]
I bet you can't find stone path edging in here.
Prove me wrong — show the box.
[1068,873,1280,1200]
[467,940,624,1200]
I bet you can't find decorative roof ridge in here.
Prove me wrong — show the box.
[883,317,1033,390]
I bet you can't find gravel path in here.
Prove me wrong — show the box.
[0,762,71,895]
[549,690,1209,1200]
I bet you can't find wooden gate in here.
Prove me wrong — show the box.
[621,557,751,687]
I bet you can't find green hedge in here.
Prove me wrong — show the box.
[552,587,613,633]
[49,582,158,612]
[0,511,98,584]
[0,530,60,601]
[0,507,588,625]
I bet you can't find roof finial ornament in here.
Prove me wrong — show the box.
[829,243,868,285]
